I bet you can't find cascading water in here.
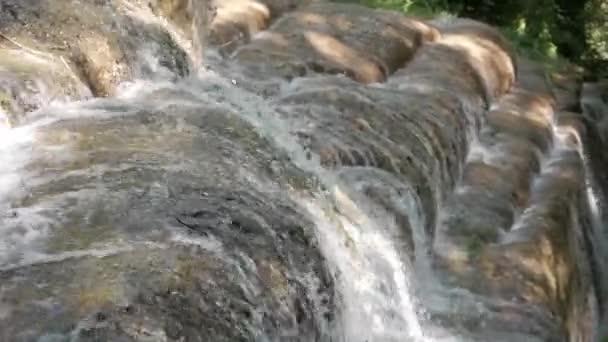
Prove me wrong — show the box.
[0,1,604,341]
[0,46,430,342]
[581,82,608,336]
[164,67,432,341]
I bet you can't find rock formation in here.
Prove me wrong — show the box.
[0,0,605,341]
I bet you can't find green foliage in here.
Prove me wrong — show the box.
[499,20,572,73]
[583,0,608,79]
[333,0,607,78]
[333,0,449,18]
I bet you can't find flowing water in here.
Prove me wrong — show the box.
[0,2,605,341]
[0,45,434,341]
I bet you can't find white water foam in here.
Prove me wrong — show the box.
[0,51,432,340]
[176,69,431,340]
[0,124,35,202]
[0,111,51,266]
[300,194,426,342]
[0,78,168,268]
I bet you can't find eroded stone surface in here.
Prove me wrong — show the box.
[390,19,515,106]
[0,0,189,102]
[0,47,91,126]
[431,54,600,341]
[0,90,334,341]
[233,2,440,83]
[209,0,308,54]
[0,1,604,341]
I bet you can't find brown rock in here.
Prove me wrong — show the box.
[0,47,90,126]
[440,18,518,91]
[436,140,593,339]
[233,2,439,83]
[477,155,583,314]
[462,160,530,208]
[390,19,515,106]
[149,0,305,55]
[209,0,306,52]
[0,0,189,97]
[149,0,193,30]
[72,34,131,97]
[486,108,553,153]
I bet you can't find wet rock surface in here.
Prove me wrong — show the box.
[0,88,334,341]
[0,46,91,126]
[232,2,440,83]
[0,0,606,341]
[430,43,601,341]
[208,0,307,54]
[0,0,189,102]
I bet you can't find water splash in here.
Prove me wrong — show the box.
[0,114,36,205]
[0,109,46,266]
[0,37,440,341]
[301,196,425,342]
[172,70,430,340]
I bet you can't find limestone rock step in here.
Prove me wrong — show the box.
[423,35,604,337]
[433,146,591,340]
[435,85,556,258]
[0,47,91,127]
[231,2,439,83]
[390,19,515,106]
[0,0,190,124]
[263,17,517,251]
[0,92,335,341]
[209,0,307,54]
[0,1,600,340]
[432,60,598,339]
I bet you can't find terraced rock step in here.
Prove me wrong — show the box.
[0,0,192,126]
[0,1,604,341]
[231,2,440,83]
[431,51,600,340]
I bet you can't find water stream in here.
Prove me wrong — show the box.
[0,46,434,340]
[0,2,604,341]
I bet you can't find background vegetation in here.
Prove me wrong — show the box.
[334,0,608,79]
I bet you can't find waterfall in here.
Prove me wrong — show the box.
[0,1,604,341]
[170,68,431,341]
[0,61,430,341]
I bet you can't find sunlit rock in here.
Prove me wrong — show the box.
[390,19,515,107]
[0,93,334,341]
[233,2,440,83]
[0,47,90,126]
[432,53,602,341]
[0,1,605,341]
[0,0,189,99]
